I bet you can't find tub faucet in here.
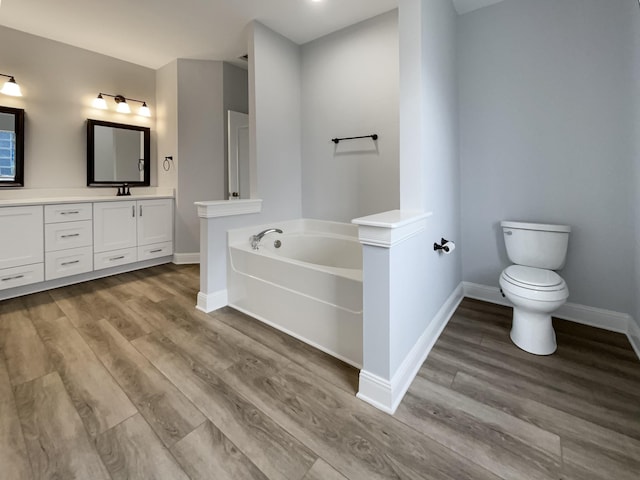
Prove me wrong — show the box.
[251,228,283,250]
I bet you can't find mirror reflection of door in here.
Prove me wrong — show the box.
[94,125,144,182]
[228,110,249,199]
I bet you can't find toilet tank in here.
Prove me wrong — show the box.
[501,221,570,270]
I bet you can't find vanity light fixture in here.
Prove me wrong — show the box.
[92,92,151,117]
[115,95,131,114]
[0,73,22,97]
[138,102,151,117]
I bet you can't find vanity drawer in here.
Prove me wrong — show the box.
[94,247,137,271]
[45,246,93,281]
[0,263,44,291]
[45,220,93,252]
[137,242,173,261]
[45,203,92,223]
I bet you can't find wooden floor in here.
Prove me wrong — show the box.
[1,264,639,479]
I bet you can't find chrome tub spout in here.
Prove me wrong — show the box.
[250,228,283,250]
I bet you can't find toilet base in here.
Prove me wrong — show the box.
[510,308,557,355]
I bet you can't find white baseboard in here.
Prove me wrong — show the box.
[0,257,173,301]
[629,317,640,360]
[196,290,228,313]
[173,253,200,265]
[462,282,631,333]
[357,283,464,415]
[556,303,631,334]
[357,371,394,414]
[462,281,639,360]
[462,281,510,307]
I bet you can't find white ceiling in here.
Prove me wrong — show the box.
[0,0,505,70]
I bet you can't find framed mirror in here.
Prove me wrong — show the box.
[87,119,150,187]
[0,106,25,187]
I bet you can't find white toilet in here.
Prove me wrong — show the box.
[499,221,570,355]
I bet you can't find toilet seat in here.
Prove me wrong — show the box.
[500,265,569,302]
[502,265,564,290]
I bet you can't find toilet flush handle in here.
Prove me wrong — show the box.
[505,230,513,236]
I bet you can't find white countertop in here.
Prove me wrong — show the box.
[0,194,174,208]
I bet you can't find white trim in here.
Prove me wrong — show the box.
[173,253,200,264]
[0,191,174,206]
[462,282,630,333]
[556,303,630,334]
[195,199,262,218]
[462,281,640,361]
[389,283,464,412]
[357,371,394,414]
[357,283,464,414]
[462,281,510,307]
[628,317,640,360]
[196,290,228,313]
[352,210,433,248]
[0,257,173,301]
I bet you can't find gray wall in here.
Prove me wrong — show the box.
[459,0,636,315]
[252,22,303,220]
[156,60,248,255]
[156,60,178,192]
[301,11,399,222]
[0,25,156,192]
[175,59,226,254]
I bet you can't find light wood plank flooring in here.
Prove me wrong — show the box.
[0,264,638,479]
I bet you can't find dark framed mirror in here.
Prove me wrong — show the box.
[0,106,25,187]
[87,119,150,187]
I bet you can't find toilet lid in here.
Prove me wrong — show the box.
[503,265,564,289]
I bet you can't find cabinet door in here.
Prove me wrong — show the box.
[0,205,43,270]
[93,201,137,253]
[137,199,173,246]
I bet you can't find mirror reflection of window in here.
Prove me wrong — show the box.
[0,128,16,181]
[0,107,24,187]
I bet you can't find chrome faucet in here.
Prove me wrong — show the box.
[250,228,283,250]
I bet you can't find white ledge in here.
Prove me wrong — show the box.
[352,210,432,248]
[195,199,262,219]
[0,194,174,208]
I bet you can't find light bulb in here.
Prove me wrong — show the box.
[92,93,107,109]
[1,77,22,97]
[116,99,131,114]
[138,102,151,117]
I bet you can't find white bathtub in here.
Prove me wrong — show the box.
[227,219,363,367]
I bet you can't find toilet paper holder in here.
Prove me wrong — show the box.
[434,238,454,252]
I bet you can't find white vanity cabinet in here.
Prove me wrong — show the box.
[93,198,173,270]
[137,199,173,246]
[0,205,44,290]
[93,201,137,254]
[44,203,93,281]
[0,196,174,300]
